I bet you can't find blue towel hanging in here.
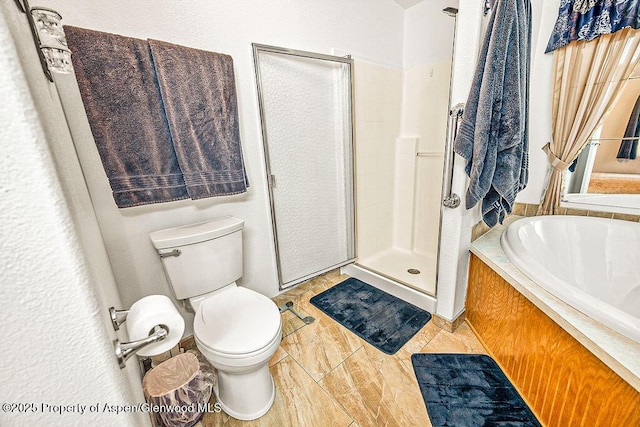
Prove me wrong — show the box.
[453,0,532,227]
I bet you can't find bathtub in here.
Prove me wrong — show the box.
[501,215,640,344]
[564,193,640,210]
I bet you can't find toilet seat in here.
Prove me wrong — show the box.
[197,326,282,360]
[193,287,281,356]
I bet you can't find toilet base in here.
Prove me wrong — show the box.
[213,365,276,421]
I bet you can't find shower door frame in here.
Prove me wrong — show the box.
[252,43,357,289]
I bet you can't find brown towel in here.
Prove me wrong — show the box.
[65,26,189,208]
[148,39,249,199]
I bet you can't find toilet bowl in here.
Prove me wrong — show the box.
[193,286,282,420]
[149,217,282,421]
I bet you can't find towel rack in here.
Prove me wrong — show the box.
[442,103,464,209]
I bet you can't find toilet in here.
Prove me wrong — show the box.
[149,217,282,421]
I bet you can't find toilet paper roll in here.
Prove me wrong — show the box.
[126,295,185,357]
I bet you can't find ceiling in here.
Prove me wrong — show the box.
[393,0,424,9]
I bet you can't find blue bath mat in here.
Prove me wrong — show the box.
[411,353,541,427]
[309,277,431,354]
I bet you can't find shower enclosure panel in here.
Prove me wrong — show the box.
[253,44,355,289]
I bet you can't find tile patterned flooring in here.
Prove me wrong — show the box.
[197,271,487,427]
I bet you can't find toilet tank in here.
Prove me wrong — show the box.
[149,217,244,300]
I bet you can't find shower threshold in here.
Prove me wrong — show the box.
[356,247,436,296]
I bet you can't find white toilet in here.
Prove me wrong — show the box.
[149,217,282,421]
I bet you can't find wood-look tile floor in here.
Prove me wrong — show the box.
[197,271,487,427]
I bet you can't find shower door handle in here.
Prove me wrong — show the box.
[442,103,464,209]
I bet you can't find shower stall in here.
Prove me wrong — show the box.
[345,5,459,309]
[253,5,458,307]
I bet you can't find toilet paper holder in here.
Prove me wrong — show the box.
[109,306,169,368]
[114,324,168,369]
[109,307,129,331]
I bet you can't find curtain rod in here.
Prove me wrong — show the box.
[590,137,640,141]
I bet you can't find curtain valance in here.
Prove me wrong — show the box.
[546,0,640,53]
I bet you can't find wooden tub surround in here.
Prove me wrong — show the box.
[467,219,640,427]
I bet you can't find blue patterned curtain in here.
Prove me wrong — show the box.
[546,0,640,53]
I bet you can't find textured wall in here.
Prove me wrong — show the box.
[0,3,148,425]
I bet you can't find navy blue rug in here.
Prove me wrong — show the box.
[309,277,431,354]
[411,353,541,427]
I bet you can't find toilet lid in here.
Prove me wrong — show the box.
[193,287,281,355]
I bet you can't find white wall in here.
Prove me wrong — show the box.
[37,0,405,335]
[0,2,148,424]
[403,0,459,69]
[514,0,559,204]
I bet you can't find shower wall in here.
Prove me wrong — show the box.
[354,60,403,260]
[402,60,451,254]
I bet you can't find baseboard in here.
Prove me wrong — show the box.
[432,310,466,333]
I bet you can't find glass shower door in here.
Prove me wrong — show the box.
[253,44,355,289]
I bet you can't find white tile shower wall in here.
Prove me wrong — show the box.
[354,60,403,260]
[40,0,405,336]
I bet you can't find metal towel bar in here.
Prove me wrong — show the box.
[442,103,464,209]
